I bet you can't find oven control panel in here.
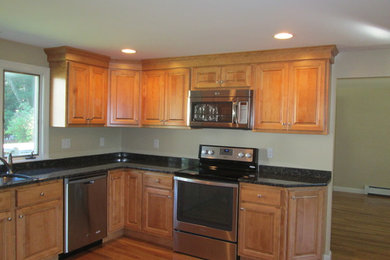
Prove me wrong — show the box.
[199,145,256,162]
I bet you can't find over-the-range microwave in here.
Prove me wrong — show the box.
[189,89,253,129]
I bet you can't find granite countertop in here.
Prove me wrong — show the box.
[0,152,331,189]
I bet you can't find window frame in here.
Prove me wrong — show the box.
[0,59,49,161]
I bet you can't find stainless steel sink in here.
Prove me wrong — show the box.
[0,173,37,185]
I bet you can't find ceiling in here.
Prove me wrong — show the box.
[0,0,390,60]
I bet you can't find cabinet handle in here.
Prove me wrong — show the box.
[40,192,45,196]
[19,215,24,219]
[240,208,245,211]
[167,195,172,199]
[155,179,161,183]
[7,217,12,221]
[282,123,287,127]
[292,195,317,200]
[220,80,224,84]
[288,123,292,127]
[257,194,262,198]
[216,80,219,84]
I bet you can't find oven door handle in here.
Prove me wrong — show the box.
[174,176,238,188]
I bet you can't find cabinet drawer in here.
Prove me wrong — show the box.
[16,180,63,207]
[240,184,282,207]
[143,172,173,190]
[0,189,14,212]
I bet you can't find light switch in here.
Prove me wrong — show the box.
[267,148,273,159]
[62,138,71,149]
[153,139,159,149]
[99,137,105,147]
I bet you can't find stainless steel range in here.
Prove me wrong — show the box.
[173,145,258,260]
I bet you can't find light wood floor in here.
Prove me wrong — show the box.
[331,191,390,260]
[66,237,199,260]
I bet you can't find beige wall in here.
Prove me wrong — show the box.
[0,37,122,158]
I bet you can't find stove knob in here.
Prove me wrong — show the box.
[238,152,244,158]
[245,153,252,158]
[208,150,214,155]
[201,150,207,155]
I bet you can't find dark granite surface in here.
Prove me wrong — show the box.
[239,165,331,187]
[0,153,331,189]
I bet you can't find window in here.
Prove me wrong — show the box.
[0,60,49,160]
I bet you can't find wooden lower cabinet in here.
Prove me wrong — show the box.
[107,170,125,233]
[238,183,326,260]
[0,210,15,260]
[124,170,143,231]
[16,200,63,260]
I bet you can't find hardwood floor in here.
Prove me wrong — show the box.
[66,237,199,260]
[331,191,390,260]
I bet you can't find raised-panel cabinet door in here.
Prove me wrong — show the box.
[124,170,142,231]
[254,63,289,131]
[221,64,252,88]
[68,61,89,125]
[142,187,173,239]
[141,71,165,125]
[0,211,15,260]
[238,202,282,260]
[109,70,140,126]
[88,66,108,125]
[288,60,327,133]
[16,200,63,260]
[165,68,189,126]
[191,67,221,89]
[108,170,125,233]
[287,188,325,260]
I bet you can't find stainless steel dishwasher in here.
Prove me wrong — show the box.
[64,172,107,253]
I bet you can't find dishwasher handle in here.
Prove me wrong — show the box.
[68,174,106,184]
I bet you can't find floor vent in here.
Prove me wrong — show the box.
[364,185,390,196]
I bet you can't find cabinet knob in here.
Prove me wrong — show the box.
[19,215,24,219]
[240,208,245,211]
[257,194,262,198]
[7,217,12,221]
[167,195,172,199]
[220,80,224,84]
[216,80,219,84]
[40,192,45,196]
[282,123,287,126]
[155,179,160,183]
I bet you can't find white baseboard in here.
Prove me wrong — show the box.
[333,186,365,194]
[323,251,332,260]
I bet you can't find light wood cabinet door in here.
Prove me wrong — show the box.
[88,66,107,125]
[287,60,327,133]
[142,186,173,239]
[254,63,289,131]
[0,211,15,260]
[68,61,89,125]
[16,199,63,260]
[109,70,140,126]
[124,170,143,231]
[108,170,125,233]
[239,203,282,260]
[141,71,165,125]
[165,68,189,126]
[221,64,252,87]
[192,66,221,89]
[287,188,325,260]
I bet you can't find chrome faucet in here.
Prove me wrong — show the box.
[0,153,13,175]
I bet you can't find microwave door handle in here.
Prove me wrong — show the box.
[232,101,238,124]
[237,101,242,125]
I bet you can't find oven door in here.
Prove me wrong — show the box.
[174,176,238,242]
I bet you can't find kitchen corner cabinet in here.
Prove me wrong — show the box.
[238,183,326,260]
[141,69,189,127]
[254,60,328,134]
[107,170,125,233]
[108,70,140,126]
[0,180,63,260]
[142,172,173,239]
[191,64,252,89]
[44,46,110,127]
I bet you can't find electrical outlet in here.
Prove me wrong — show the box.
[61,138,71,149]
[153,139,159,149]
[267,148,273,159]
[99,137,105,147]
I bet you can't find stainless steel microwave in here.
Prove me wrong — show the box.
[189,89,253,129]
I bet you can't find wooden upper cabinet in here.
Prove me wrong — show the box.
[192,65,251,89]
[254,60,329,134]
[287,188,326,260]
[254,62,289,131]
[44,46,110,127]
[141,69,189,127]
[109,70,140,126]
[288,60,327,132]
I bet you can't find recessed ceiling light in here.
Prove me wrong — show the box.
[121,48,136,54]
[274,32,293,40]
